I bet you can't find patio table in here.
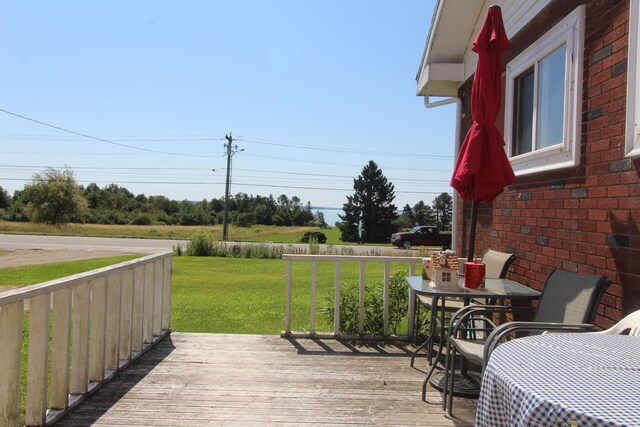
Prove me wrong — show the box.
[406,276,539,399]
[476,333,640,427]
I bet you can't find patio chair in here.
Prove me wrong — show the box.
[593,310,640,336]
[410,249,515,367]
[442,269,611,416]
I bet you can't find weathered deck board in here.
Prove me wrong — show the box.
[56,333,477,426]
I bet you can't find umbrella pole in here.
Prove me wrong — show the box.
[467,200,478,262]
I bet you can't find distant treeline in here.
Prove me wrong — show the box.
[0,182,327,228]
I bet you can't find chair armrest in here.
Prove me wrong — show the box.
[448,305,535,337]
[483,322,597,369]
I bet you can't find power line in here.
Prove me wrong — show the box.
[0,108,222,157]
[241,153,452,172]
[0,164,450,183]
[237,135,453,159]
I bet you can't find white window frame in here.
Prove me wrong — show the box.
[504,6,584,176]
[626,0,640,157]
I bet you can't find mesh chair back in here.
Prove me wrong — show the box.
[533,269,611,324]
[481,250,515,279]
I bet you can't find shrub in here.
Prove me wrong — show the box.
[320,270,410,336]
[130,213,153,225]
[299,231,327,244]
[185,233,216,256]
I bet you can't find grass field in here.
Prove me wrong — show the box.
[0,255,411,334]
[0,255,143,285]
[0,220,362,246]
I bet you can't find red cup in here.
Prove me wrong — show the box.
[464,261,485,289]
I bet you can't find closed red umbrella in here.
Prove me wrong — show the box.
[450,5,516,261]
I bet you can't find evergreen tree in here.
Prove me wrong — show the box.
[412,200,436,225]
[432,192,453,231]
[0,186,10,210]
[339,161,397,243]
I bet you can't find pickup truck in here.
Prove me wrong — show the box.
[390,226,452,250]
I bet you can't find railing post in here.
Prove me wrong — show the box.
[89,277,107,382]
[143,263,154,344]
[333,260,341,336]
[70,283,91,395]
[310,259,317,335]
[383,262,390,337]
[0,301,24,426]
[50,287,72,410]
[119,269,134,362]
[359,261,365,336]
[284,259,292,335]
[407,261,418,339]
[26,294,50,425]
[132,265,145,352]
[162,256,172,331]
[152,260,163,336]
[105,272,122,371]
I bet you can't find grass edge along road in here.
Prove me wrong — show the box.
[0,220,352,245]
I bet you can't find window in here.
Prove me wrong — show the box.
[504,6,584,175]
[626,0,640,157]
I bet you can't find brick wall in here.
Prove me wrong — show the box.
[455,0,636,327]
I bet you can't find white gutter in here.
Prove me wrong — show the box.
[416,0,445,84]
[424,95,462,253]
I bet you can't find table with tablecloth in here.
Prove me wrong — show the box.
[476,333,640,427]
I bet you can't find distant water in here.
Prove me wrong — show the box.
[311,207,342,227]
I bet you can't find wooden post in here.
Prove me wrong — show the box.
[51,287,72,410]
[26,294,50,425]
[0,302,24,426]
[70,283,91,395]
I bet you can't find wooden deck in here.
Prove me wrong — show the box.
[56,333,477,426]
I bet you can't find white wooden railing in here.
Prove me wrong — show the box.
[0,252,172,426]
[282,254,421,339]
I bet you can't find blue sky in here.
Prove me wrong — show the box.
[0,1,457,210]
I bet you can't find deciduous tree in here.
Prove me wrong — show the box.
[21,167,87,225]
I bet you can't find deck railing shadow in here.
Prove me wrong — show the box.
[286,337,415,358]
[0,252,172,426]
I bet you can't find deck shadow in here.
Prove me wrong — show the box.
[56,335,176,426]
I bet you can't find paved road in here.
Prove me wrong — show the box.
[0,234,406,255]
[0,234,186,253]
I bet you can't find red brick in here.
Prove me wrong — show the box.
[607,185,629,197]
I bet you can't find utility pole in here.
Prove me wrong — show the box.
[222,133,242,241]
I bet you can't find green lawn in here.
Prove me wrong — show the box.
[0,255,143,286]
[170,256,409,334]
[0,255,410,335]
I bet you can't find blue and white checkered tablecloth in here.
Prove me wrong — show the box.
[476,333,640,427]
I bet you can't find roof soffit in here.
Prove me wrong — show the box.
[417,0,553,97]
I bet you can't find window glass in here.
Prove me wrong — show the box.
[513,67,534,156]
[537,44,566,149]
[503,6,584,175]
